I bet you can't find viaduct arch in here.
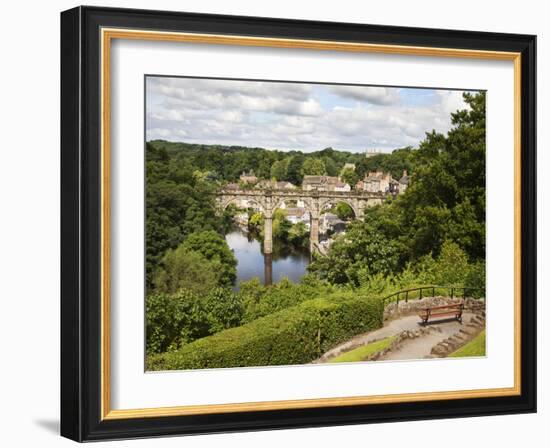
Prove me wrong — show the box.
[217,188,384,254]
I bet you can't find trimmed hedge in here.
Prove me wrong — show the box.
[147,294,383,370]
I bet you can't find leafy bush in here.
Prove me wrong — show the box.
[308,222,400,286]
[147,293,384,370]
[334,202,354,220]
[146,287,243,355]
[430,240,470,286]
[465,261,486,298]
[237,277,335,323]
[179,230,237,286]
[153,247,222,295]
[287,221,309,248]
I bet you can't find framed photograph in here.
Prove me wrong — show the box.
[60,6,536,441]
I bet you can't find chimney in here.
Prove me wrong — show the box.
[403,170,408,177]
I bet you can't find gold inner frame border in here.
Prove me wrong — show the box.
[100,27,522,420]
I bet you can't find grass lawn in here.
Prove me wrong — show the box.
[328,336,396,363]
[449,330,486,358]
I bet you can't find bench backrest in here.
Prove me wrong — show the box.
[422,303,463,311]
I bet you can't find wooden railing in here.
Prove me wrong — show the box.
[382,285,485,306]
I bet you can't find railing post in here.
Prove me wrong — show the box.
[419,288,423,300]
[432,286,435,297]
[451,287,454,299]
[463,288,466,300]
[405,290,408,303]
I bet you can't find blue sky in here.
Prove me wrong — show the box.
[146,77,474,153]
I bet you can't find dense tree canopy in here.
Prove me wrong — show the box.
[309,92,486,280]
[145,143,233,289]
[301,157,326,176]
[153,247,223,295]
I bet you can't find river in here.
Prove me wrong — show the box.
[225,228,310,289]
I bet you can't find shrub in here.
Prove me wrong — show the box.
[180,230,237,286]
[237,277,335,323]
[308,222,400,286]
[465,261,486,298]
[147,293,383,370]
[430,240,469,286]
[146,287,243,355]
[153,247,222,295]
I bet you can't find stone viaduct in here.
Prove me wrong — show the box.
[217,188,385,254]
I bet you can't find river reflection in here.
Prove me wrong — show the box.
[225,228,310,289]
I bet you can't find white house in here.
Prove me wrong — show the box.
[334,181,351,192]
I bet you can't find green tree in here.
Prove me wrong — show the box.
[323,157,339,177]
[301,158,326,176]
[272,211,292,241]
[180,230,237,286]
[334,202,354,220]
[270,159,288,180]
[145,142,226,290]
[286,154,305,185]
[288,221,309,248]
[308,221,400,286]
[340,167,359,187]
[153,246,221,295]
[146,287,244,355]
[431,240,470,286]
[248,211,264,233]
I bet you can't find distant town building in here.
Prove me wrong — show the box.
[365,148,382,158]
[334,181,351,192]
[398,170,410,194]
[254,179,296,190]
[275,181,296,190]
[255,179,273,189]
[224,182,240,190]
[285,207,310,225]
[389,178,400,194]
[361,171,392,193]
[320,212,346,234]
[302,175,339,191]
[239,171,258,184]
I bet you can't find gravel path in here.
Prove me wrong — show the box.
[318,313,475,362]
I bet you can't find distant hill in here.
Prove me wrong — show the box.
[146,140,415,183]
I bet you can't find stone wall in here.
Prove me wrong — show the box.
[384,295,485,321]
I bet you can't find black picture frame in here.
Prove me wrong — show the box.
[61,5,536,442]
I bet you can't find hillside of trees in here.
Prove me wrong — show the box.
[148,139,414,186]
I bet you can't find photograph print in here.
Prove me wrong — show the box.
[144,76,486,371]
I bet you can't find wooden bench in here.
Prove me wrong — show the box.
[418,303,464,325]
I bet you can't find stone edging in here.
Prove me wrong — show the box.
[428,311,486,357]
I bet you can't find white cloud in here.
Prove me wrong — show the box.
[329,85,401,105]
[146,77,475,152]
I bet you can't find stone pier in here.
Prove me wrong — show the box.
[309,213,319,254]
[263,212,273,254]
